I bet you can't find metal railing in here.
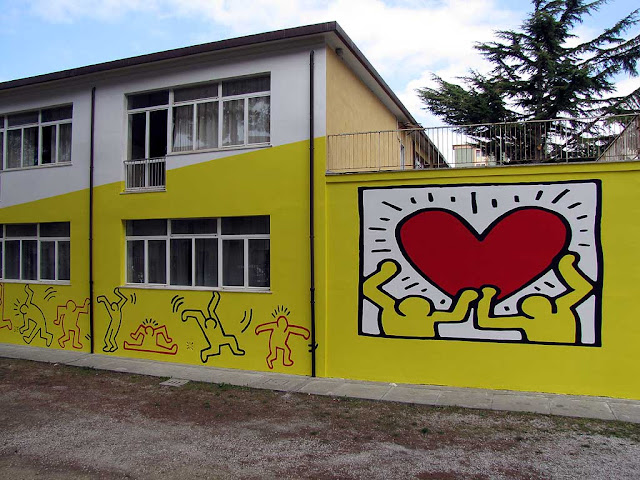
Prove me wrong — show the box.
[124,157,166,191]
[327,114,640,173]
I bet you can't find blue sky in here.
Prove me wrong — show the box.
[1,0,638,126]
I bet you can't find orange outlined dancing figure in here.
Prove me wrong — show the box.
[124,319,178,355]
[97,287,128,353]
[255,306,310,369]
[0,284,13,331]
[181,292,244,363]
[476,252,593,343]
[363,260,479,337]
[18,285,53,346]
[54,298,89,349]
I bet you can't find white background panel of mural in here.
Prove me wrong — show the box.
[358,181,603,346]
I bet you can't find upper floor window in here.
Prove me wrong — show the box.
[126,75,270,160]
[0,106,72,170]
[0,222,70,282]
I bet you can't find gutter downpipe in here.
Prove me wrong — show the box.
[309,50,317,378]
[89,87,96,354]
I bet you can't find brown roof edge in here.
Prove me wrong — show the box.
[0,22,339,92]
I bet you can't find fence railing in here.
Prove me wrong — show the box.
[124,157,166,191]
[326,114,640,173]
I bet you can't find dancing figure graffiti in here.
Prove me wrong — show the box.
[181,291,245,362]
[124,318,178,355]
[18,285,53,346]
[54,298,90,349]
[97,287,128,353]
[0,284,13,331]
[255,306,310,369]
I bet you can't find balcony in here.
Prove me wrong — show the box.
[124,157,166,192]
[327,114,640,173]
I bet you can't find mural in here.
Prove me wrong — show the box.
[54,298,90,349]
[97,287,130,353]
[178,292,246,362]
[359,181,603,345]
[0,284,13,331]
[16,285,54,346]
[124,318,178,355]
[255,306,310,369]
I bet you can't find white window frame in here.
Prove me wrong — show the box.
[0,223,71,284]
[124,217,270,291]
[1,107,73,170]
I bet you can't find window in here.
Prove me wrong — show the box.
[1,106,72,170]
[125,216,269,289]
[126,75,270,160]
[0,222,70,282]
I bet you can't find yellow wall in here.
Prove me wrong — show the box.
[323,161,640,399]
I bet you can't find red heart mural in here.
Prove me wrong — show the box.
[397,207,569,299]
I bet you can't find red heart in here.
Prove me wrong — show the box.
[397,207,568,299]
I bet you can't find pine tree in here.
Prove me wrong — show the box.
[418,0,640,163]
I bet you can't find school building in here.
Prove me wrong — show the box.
[1,22,639,400]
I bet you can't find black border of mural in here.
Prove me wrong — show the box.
[357,179,604,347]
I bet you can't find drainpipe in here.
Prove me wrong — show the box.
[309,50,317,377]
[89,87,96,354]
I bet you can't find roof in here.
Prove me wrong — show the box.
[0,21,420,127]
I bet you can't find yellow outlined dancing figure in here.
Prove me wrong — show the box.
[363,260,479,337]
[18,285,53,346]
[97,287,128,353]
[255,309,310,369]
[54,298,90,349]
[181,291,244,363]
[476,252,593,343]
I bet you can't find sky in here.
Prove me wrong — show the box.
[0,0,639,127]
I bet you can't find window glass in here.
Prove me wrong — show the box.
[22,240,38,280]
[148,240,167,284]
[42,125,56,164]
[7,130,21,168]
[172,105,193,152]
[149,110,168,158]
[41,222,70,237]
[127,240,145,283]
[8,111,38,127]
[126,219,167,236]
[59,123,72,163]
[170,239,192,285]
[197,102,218,149]
[171,218,217,235]
[5,241,20,279]
[222,76,270,96]
[223,239,244,286]
[222,100,244,146]
[58,241,70,281]
[248,97,270,144]
[128,113,146,160]
[0,131,3,171]
[221,216,269,234]
[128,90,169,110]
[40,241,56,280]
[195,238,218,287]
[174,83,218,102]
[42,106,72,122]
[23,127,38,167]
[249,239,270,287]
[6,224,37,237]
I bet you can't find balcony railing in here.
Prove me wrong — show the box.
[327,114,640,173]
[124,157,166,191]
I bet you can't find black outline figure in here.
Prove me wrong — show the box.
[0,284,13,331]
[363,259,479,337]
[54,298,90,349]
[97,287,128,353]
[18,285,53,346]
[181,292,245,362]
[255,309,310,369]
[476,252,593,343]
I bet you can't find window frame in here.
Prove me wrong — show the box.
[124,217,270,291]
[0,223,71,284]
[0,106,73,170]
[125,75,271,160]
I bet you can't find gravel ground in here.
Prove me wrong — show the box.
[1,358,639,479]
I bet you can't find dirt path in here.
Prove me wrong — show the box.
[1,358,639,479]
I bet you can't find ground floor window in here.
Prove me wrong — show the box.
[125,216,270,289]
[0,222,70,282]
